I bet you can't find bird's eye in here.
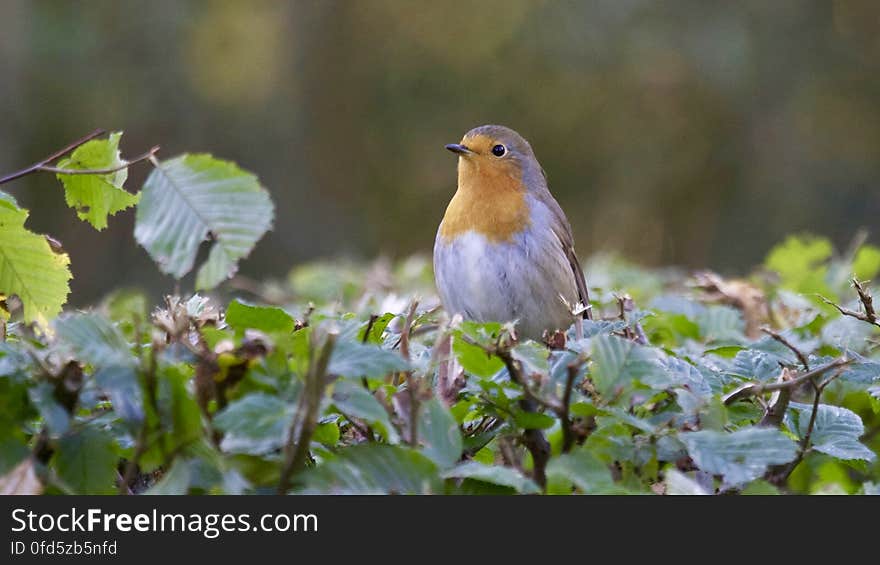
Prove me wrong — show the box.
[491,144,506,157]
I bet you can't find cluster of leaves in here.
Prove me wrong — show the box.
[0,130,274,328]
[1,232,878,495]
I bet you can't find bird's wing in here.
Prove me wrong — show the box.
[543,193,592,320]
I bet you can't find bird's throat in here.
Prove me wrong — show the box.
[439,161,530,243]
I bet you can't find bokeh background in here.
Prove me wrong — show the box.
[1,0,879,305]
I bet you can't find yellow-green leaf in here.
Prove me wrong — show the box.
[55,132,140,230]
[0,192,71,328]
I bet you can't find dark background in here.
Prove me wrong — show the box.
[2,1,879,305]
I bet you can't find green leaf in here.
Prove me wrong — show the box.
[727,350,781,382]
[681,427,798,487]
[853,245,880,281]
[512,342,550,376]
[299,444,440,494]
[441,461,540,494]
[313,422,340,446]
[0,193,71,327]
[95,366,144,426]
[331,380,399,443]
[54,132,140,230]
[145,459,192,495]
[695,305,745,342]
[328,341,410,379]
[225,298,294,335]
[513,411,556,430]
[134,154,274,290]
[53,312,136,369]
[51,427,118,494]
[590,334,660,396]
[214,393,293,455]
[790,402,876,462]
[663,469,710,495]
[418,398,462,469]
[546,449,616,494]
[27,383,69,437]
[453,337,503,378]
[764,234,833,295]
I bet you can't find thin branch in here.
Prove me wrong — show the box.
[400,301,419,447]
[560,363,578,453]
[819,278,880,327]
[278,331,336,494]
[722,358,851,405]
[42,146,160,176]
[761,327,809,370]
[0,128,105,185]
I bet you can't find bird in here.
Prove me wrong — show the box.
[433,124,592,341]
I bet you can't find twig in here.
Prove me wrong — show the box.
[766,366,845,485]
[760,327,809,370]
[42,146,160,176]
[493,339,551,489]
[757,368,794,427]
[0,128,105,185]
[819,278,880,327]
[278,331,336,493]
[560,363,578,453]
[400,301,419,446]
[722,358,851,405]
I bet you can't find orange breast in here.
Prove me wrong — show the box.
[439,160,530,243]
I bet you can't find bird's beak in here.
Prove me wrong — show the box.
[445,143,473,156]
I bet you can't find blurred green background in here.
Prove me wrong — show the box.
[2,0,879,305]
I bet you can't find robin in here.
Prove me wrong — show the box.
[433,124,592,341]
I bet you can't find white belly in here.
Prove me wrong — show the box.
[433,223,578,340]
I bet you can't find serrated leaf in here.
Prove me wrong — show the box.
[590,334,661,396]
[328,340,410,379]
[51,427,118,494]
[790,402,876,462]
[214,393,293,455]
[681,427,798,487]
[134,154,274,290]
[299,444,440,494]
[0,193,71,327]
[331,379,398,443]
[838,354,880,385]
[418,398,462,468]
[53,312,136,368]
[727,350,782,382]
[225,298,294,335]
[441,461,540,494]
[55,132,139,230]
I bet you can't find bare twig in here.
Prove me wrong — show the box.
[757,367,795,427]
[278,330,336,494]
[819,278,879,327]
[766,366,846,485]
[760,327,809,370]
[0,129,105,185]
[560,363,578,453]
[399,301,420,446]
[722,358,851,405]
